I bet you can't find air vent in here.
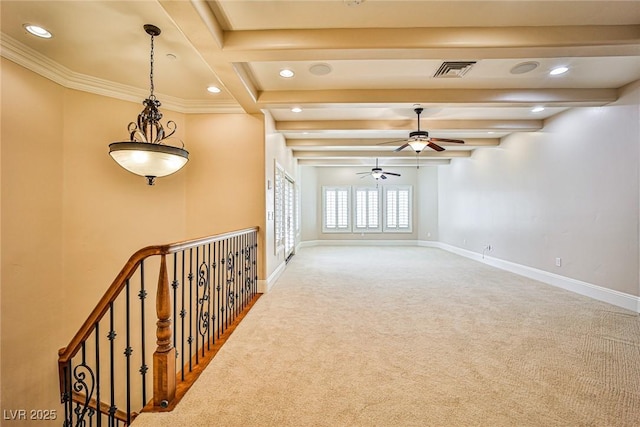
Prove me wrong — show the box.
[433,61,477,78]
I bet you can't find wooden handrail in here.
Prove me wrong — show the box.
[164,227,259,254]
[58,227,258,365]
[58,226,259,422]
[58,244,165,364]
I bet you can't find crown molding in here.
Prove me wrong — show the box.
[0,32,243,114]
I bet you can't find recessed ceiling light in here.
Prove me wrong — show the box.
[550,66,569,76]
[207,86,221,94]
[291,107,303,113]
[24,24,52,39]
[510,61,539,75]
[279,69,295,78]
[531,106,545,113]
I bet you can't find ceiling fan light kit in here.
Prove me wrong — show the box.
[356,159,401,181]
[109,24,189,185]
[380,106,465,155]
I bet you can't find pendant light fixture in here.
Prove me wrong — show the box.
[109,24,189,185]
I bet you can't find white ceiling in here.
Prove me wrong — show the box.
[2,0,640,167]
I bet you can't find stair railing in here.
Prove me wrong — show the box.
[58,227,259,426]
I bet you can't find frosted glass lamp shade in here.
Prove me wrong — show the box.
[109,142,189,185]
[408,140,427,153]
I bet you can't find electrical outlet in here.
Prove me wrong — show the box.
[555,257,562,267]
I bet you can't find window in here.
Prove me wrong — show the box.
[384,185,412,232]
[274,165,285,252]
[323,187,351,232]
[321,185,413,234]
[284,175,295,257]
[353,187,381,232]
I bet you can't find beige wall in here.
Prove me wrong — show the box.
[2,58,66,419]
[185,113,265,241]
[1,58,265,424]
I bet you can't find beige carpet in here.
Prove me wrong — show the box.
[133,246,640,427]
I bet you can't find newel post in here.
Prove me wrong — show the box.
[153,254,176,408]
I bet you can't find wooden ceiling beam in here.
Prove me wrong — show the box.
[292,150,471,158]
[286,138,500,147]
[277,119,543,132]
[260,89,617,108]
[221,25,640,61]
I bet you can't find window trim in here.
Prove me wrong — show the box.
[322,186,352,233]
[353,186,382,233]
[383,185,413,233]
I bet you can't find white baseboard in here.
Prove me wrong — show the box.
[434,241,640,313]
[259,260,287,293]
[299,239,421,248]
[295,239,640,313]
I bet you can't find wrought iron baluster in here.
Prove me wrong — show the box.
[233,235,239,319]
[196,245,211,358]
[238,237,242,313]
[73,341,96,426]
[62,360,72,426]
[211,242,217,345]
[125,279,132,426]
[222,239,228,332]
[172,252,178,361]
[139,261,148,408]
[108,302,117,427]
[231,237,238,321]
[216,240,222,339]
[188,248,193,372]
[180,251,186,381]
[236,236,244,317]
[253,232,258,295]
[242,235,246,309]
[95,323,101,427]
[225,242,236,326]
[207,243,212,351]
[241,233,246,309]
[243,235,250,307]
[195,246,200,364]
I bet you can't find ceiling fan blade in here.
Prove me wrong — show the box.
[427,142,445,152]
[430,137,465,144]
[377,139,409,145]
[360,174,369,179]
[356,171,372,175]
[383,171,401,176]
[394,143,410,152]
[381,175,388,179]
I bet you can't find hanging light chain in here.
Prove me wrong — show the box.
[149,32,155,99]
[126,25,177,144]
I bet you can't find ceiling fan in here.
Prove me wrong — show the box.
[356,158,401,180]
[380,106,465,153]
